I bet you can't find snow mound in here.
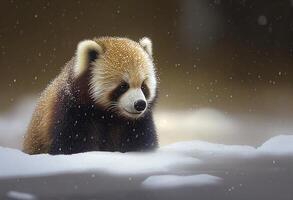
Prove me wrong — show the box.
[258,135,293,154]
[142,174,222,189]
[6,191,36,200]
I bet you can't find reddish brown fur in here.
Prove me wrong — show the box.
[23,60,73,154]
[95,37,150,87]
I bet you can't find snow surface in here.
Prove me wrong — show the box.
[0,147,200,178]
[142,174,222,189]
[0,135,293,199]
[0,135,291,179]
[258,135,293,154]
[6,191,36,200]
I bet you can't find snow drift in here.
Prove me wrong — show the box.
[0,135,293,200]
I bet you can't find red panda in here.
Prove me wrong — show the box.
[23,37,158,155]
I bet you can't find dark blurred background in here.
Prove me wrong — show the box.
[1,0,293,146]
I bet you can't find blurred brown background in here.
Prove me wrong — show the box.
[1,0,293,146]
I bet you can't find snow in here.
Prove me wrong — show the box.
[0,97,36,149]
[0,148,200,178]
[6,191,36,200]
[258,135,293,154]
[1,135,291,179]
[142,174,222,189]
[0,135,292,199]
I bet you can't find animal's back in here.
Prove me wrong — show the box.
[23,62,71,154]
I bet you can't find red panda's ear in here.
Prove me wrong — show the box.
[139,37,153,57]
[74,40,103,78]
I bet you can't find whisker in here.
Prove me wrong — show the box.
[106,102,119,112]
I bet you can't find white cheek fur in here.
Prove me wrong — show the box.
[145,62,157,102]
[89,60,117,107]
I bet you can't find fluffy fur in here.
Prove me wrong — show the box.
[23,37,158,155]
[74,40,104,78]
[139,37,153,57]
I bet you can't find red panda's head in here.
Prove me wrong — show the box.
[73,37,157,119]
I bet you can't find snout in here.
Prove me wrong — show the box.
[119,88,147,117]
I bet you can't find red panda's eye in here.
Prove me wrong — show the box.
[120,81,129,90]
[109,81,129,101]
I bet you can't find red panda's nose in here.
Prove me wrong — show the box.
[134,100,146,112]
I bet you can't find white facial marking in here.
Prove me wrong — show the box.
[119,88,146,115]
[145,62,157,102]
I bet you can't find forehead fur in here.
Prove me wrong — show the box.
[94,37,152,87]
[90,37,156,106]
